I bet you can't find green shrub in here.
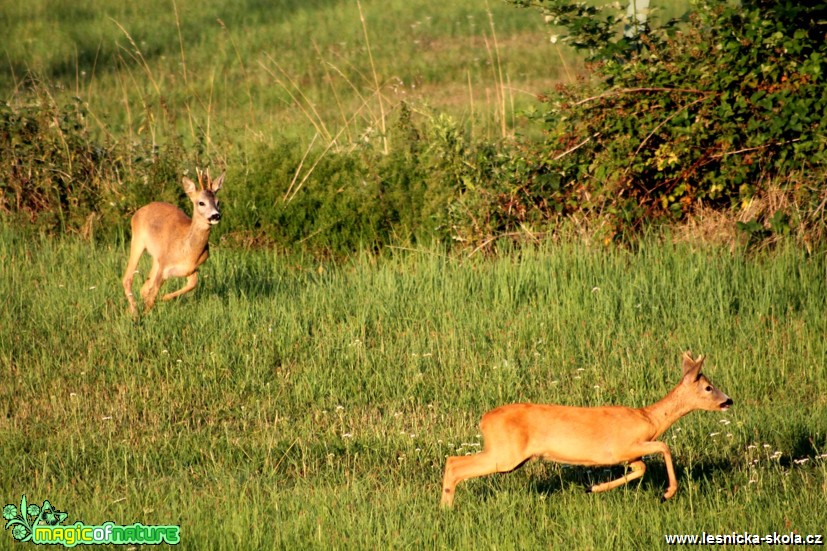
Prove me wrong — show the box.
[504,0,827,239]
[0,80,204,241]
[228,105,474,253]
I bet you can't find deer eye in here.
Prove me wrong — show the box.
[198,201,206,206]
[705,385,712,392]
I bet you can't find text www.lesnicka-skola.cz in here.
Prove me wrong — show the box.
[664,532,823,546]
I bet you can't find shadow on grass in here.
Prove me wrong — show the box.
[207,259,322,301]
[469,456,741,502]
[779,431,826,468]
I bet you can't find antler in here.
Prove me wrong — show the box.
[196,167,205,190]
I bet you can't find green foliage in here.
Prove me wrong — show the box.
[0,90,111,233]
[3,1,827,251]
[0,80,205,240]
[0,83,493,252]
[228,106,509,252]
[504,0,827,239]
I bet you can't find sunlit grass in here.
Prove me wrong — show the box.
[1,229,825,547]
[1,0,569,149]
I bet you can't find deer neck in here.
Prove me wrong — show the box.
[640,384,695,439]
[185,217,213,252]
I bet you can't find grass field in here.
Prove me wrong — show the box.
[2,0,566,148]
[2,0,695,146]
[3,1,825,548]
[1,228,825,548]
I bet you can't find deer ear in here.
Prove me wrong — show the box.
[681,352,704,380]
[182,177,198,196]
[210,172,225,193]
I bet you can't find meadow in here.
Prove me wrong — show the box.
[1,0,562,147]
[2,0,826,548]
[1,228,826,548]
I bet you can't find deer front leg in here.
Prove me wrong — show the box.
[616,441,678,500]
[589,459,646,494]
[162,272,198,301]
[653,441,678,501]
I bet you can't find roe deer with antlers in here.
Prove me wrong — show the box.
[122,168,225,314]
[441,352,732,506]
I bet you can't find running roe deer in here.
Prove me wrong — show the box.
[122,168,225,314]
[441,352,732,506]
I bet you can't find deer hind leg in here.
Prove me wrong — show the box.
[122,239,146,314]
[162,272,198,302]
[589,459,646,494]
[140,259,165,312]
[441,451,526,507]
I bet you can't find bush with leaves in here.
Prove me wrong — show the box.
[0,81,199,240]
[506,0,827,239]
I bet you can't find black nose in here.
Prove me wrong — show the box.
[209,213,221,222]
[722,398,733,407]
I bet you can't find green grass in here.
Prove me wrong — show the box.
[1,0,692,148]
[1,229,825,548]
[1,4,822,546]
[1,0,564,148]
